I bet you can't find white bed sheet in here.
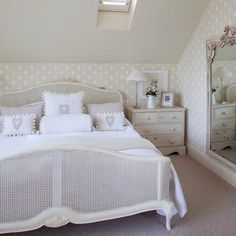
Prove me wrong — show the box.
[0,126,187,218]
[0,126,140,147]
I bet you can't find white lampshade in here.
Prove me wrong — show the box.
[127,70,148,82]
[212,67,233,79]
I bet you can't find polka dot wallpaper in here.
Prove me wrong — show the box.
[0,63,176,106]
[174,0,236,152]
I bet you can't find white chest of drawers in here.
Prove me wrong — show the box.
[127,107,186,155]
[211,104,236,151]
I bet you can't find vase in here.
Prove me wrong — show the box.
[147,95,155,109]
[212,92,216,105]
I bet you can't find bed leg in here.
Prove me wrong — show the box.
[165,214,172,230]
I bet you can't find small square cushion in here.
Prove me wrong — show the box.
[43,91,84,116]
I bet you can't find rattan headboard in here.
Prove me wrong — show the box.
[226,83,236,103]
[0,82,123,106]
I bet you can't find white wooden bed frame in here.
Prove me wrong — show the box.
[0,82,176,233]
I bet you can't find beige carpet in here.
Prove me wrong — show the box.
[6,155,236,236]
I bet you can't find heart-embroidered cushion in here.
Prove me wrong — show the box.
[1,114,36,136]
[43,91,84,116]
[95,112,126,131]
[0,102,43,131]
[86,102,123,125]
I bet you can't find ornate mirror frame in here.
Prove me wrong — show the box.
[206,25,236,170]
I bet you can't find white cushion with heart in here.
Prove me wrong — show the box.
[95,112,126,131]
[43,91,85,116]
[1,114,36,136]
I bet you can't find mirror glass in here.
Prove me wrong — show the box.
[210,45,236,164]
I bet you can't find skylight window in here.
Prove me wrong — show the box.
[99,0,131,12]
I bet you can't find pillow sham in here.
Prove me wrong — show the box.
[40,114,92,134]
[43,91,84,116]
[0,102,43,130]
[95,112,126,131]
[86,102,123,123]
[1,114,36,136]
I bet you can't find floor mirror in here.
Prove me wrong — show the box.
[207,25,236,169]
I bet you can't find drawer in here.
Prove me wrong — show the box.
[133,112,158,125]
[211,129,235,142]
[159,111,183,123]
[212,119,235,130]
[144,134,184,147]
[135,124,183,135]
[214,107,234,120]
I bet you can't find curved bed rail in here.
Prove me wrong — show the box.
[0,81,123,106]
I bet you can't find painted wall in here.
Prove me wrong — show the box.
[174,0,236,152]
[0,63,176,106]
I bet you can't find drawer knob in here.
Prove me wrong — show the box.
[172,116,177,119]
[221,112,226,115]
[145,117,151,120]
[154,137,158,140]
[170,128,176,131]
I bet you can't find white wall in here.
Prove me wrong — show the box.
[174,0,236,152]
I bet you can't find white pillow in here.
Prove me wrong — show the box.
[43,91,84,116]
[40,114,92,134]
[95,112,126,131]
[86,102,123,125]
[0,102,43,130]
[1,114,36,136]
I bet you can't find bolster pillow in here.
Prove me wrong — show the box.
[40,114,92,134]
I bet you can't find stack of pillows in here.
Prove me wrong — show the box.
[0,91,126,137]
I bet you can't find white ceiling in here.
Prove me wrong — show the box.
[0,0,209,63]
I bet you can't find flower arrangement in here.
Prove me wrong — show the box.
[145,82,160,97]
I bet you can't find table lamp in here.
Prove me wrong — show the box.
[127,70,147,108]
[212,67,232,103]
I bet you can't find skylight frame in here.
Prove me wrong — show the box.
[98,0,132,13]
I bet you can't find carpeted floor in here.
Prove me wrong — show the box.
[6,155,236,236]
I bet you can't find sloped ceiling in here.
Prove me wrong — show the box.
[0,0,209,63]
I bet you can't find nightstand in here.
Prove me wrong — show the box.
[127,106,186,155]
[211,103,236,151]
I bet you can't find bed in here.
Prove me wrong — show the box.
[0,82,187,234]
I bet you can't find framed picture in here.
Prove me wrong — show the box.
[138,69,168,99]
[161,92,174,107]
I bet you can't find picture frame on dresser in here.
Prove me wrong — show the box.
[161,92,174,107]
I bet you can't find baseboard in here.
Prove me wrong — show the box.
[187,144,236,188]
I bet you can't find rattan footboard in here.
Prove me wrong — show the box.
[0,146,174,233]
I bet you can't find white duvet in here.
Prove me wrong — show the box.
[0,125,187,218]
